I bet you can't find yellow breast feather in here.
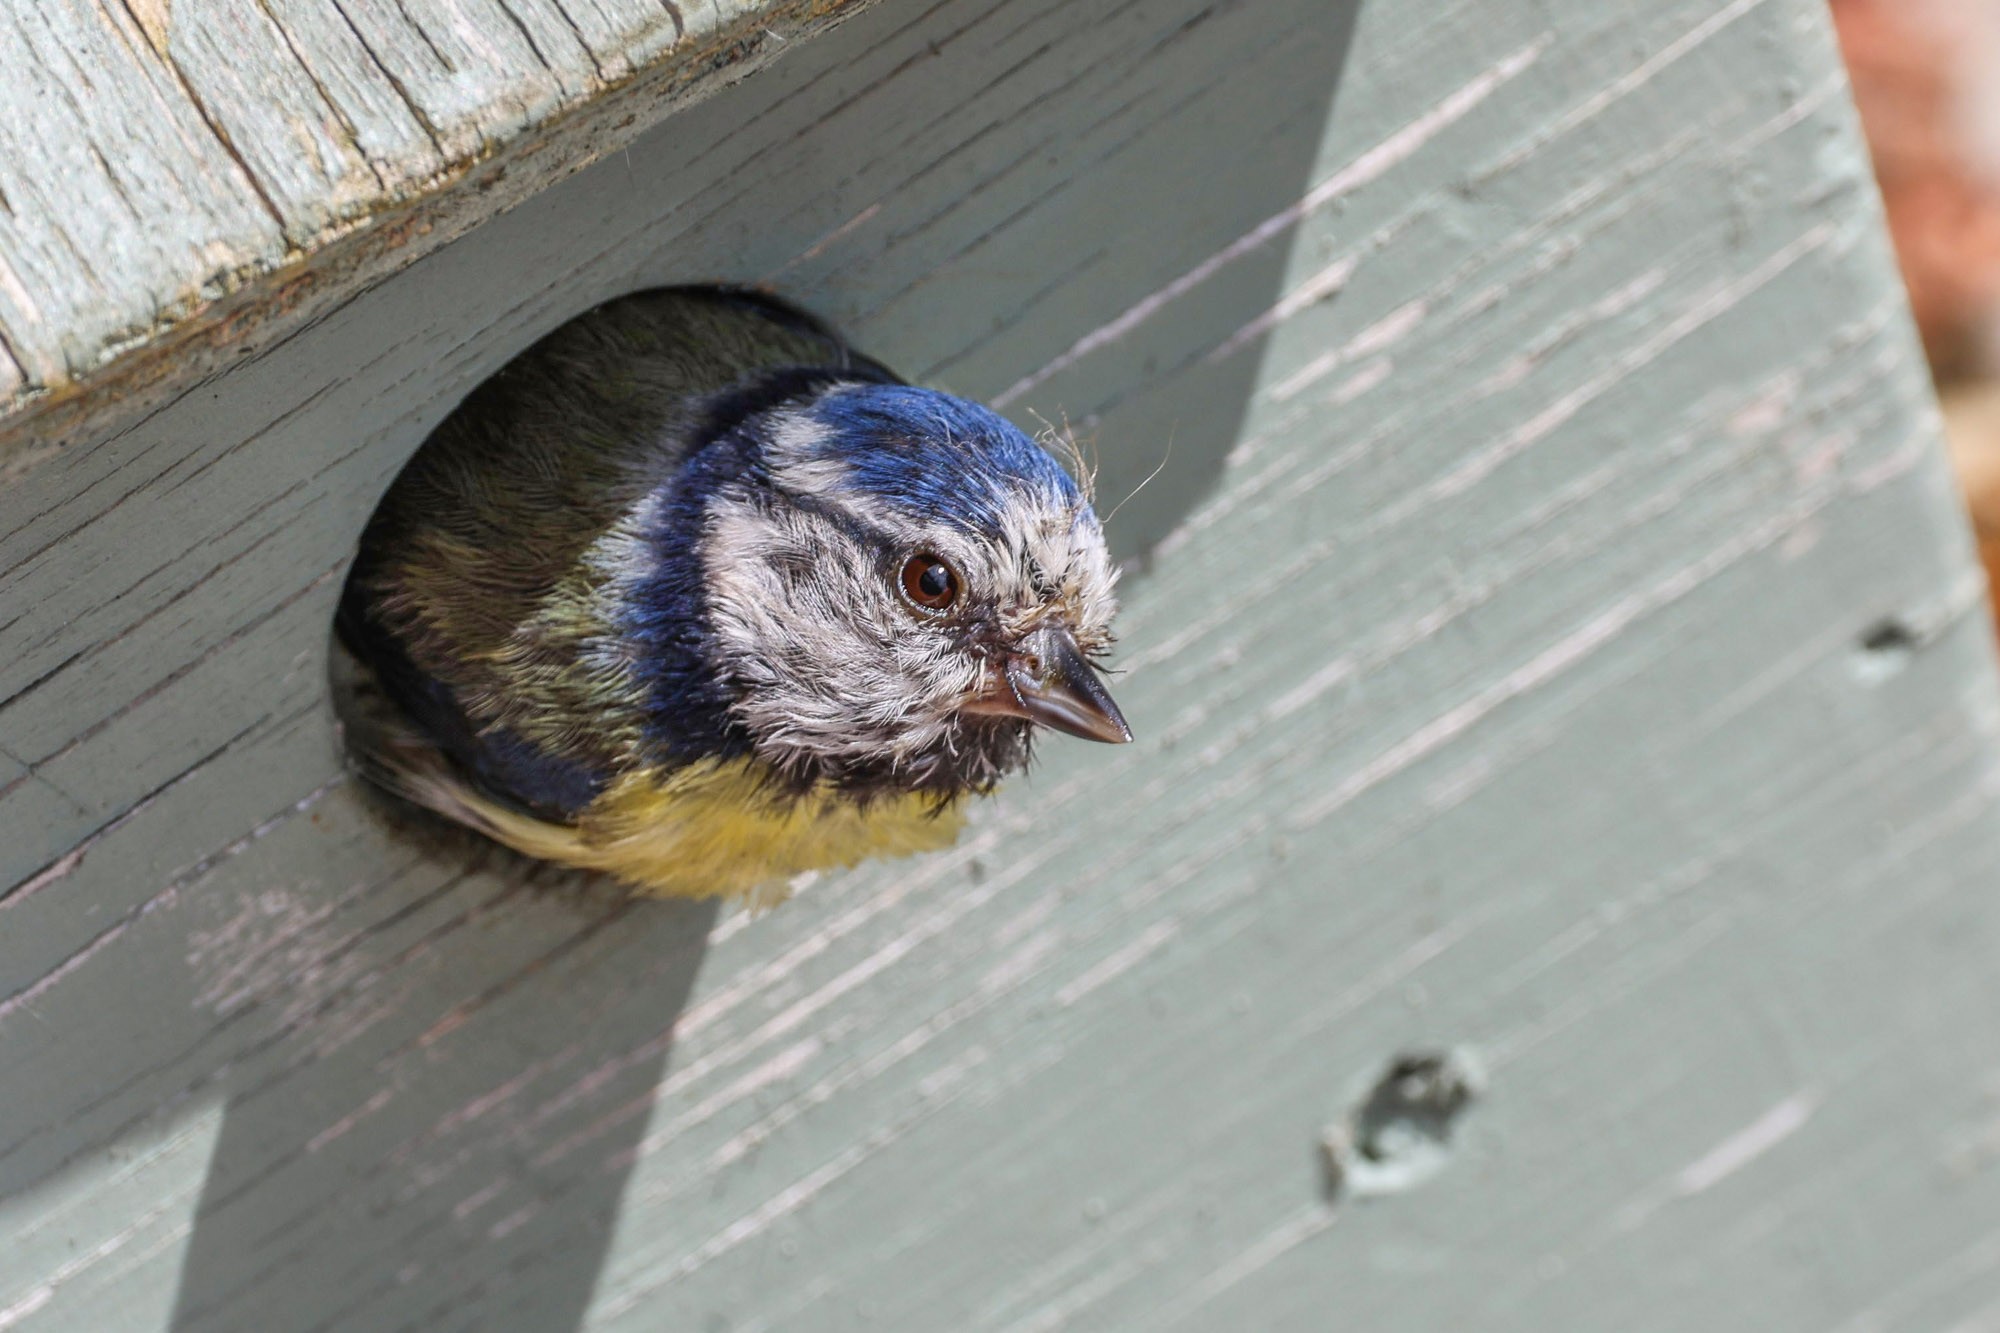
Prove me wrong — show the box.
[333,639,964,908]
[409,755,962,909]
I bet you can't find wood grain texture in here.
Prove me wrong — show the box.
[0,0,876,463]
[6,0,2000,1329]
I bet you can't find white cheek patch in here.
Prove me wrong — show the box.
[700,491,982,779]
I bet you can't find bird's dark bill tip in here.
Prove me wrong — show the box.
[963,628,1133,745]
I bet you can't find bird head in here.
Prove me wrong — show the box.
[689,379,1129,797]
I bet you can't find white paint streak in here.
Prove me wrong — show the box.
[973,1189,1185,1330]
[1611,1088,1822,1234]
[685,937,1063,1177]
[596,1050,985,1319]
[608,1037,825,1170]
[1052,920,1178,1007]
[672,829,1004,1043]
[771,202,882,274]
[997,1249,1159,1333]
[1849,427,1933,493]
[1204,254,1359,366]
[1290,499,1821,827]
[5,844,85,902]
[307,1087,394,1155]
[1472,267,1668,398]
[0,912,140,1024]
[994,38,1549,406]
[0,1287,51,1330]
[1483,0,1775,178]
[1158,1206,1338,1326]
[1385,223,1833,527]
[744,890,981,1044]
[489,1203,540,1240]
[1331,357,1393,404]
[541,801,1114,1165]
[597,856,1084,1186]
[1733,75,1845,156]
[630,921,1073,1191]
[979,928,1062,992]
[452,1179,507,1223]
[1673,1090,1819,1196]
[1270,299,1428,402]
[0,1102,222,1331]
[1264,656,1356,722]
[0,746,309,911]
[1726,370,1803,437]
[612,1148,869,1307]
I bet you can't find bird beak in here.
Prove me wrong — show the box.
[963,625,1133,744]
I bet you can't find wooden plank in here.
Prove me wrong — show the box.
[0,0,285,386]
[0,0,877,459]
[5,0,2000,1329]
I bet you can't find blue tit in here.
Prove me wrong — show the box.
[333,286,1130,906]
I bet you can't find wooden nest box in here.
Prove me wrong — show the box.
[4,1,1999,1329]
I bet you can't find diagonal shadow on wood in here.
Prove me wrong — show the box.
[166,814,721,1333]
[0,0,1359,1328]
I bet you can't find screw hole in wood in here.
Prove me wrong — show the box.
[1321,1049,1484,1201]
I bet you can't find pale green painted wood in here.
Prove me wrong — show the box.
[5,0,2000,1329]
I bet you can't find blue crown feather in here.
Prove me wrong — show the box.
[805,384,1080,534]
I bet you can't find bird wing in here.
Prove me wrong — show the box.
[338,287,879,819]
[332,634,963,909]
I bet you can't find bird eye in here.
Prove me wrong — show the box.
[898,553,960,611]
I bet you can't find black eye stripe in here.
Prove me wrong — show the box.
[763,483,993,615]
[765,483,896,551]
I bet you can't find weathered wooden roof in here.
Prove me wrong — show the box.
[0,0,871,463]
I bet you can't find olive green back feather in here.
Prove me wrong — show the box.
[344,288,860,782]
